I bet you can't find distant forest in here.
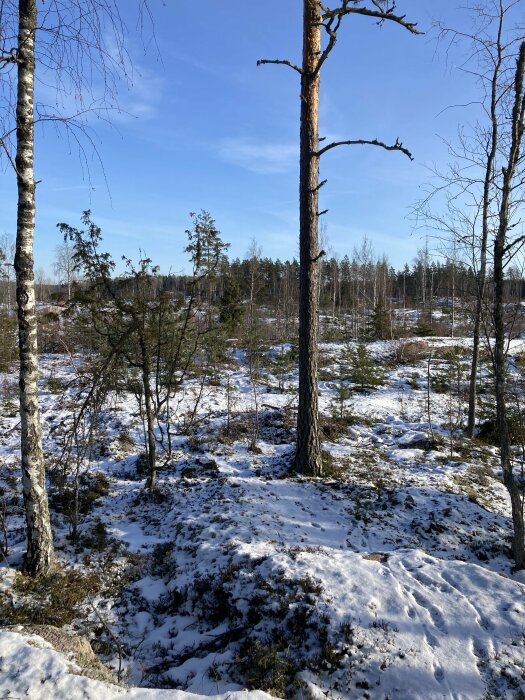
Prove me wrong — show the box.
[4,235,524,344]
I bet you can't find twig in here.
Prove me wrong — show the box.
[87,597,126,683]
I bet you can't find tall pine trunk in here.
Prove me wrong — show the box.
[294,0,322,476]
[493,41,525,570]
[14,0,54,576]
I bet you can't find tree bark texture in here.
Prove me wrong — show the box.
[140,337,157,490]
[493,41,525,570]
[294,0,322,477]
[14,0,54,576]
[467,12,503,438]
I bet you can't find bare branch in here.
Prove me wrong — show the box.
[321,2,422,35]
[0,136,18,175]
[504,234,525,255]
[317,136,413,160]
[314,1,421,79]
[315,12,344,77]
[0,48,18,65]
[257,58,303,75]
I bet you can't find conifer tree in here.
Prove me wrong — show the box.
[258,1,419,475]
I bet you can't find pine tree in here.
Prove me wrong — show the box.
[219,276,244,334]
[258,1,418,476]
[344,343,384,392]
[370,301,391,340]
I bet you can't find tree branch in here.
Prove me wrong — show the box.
[314,2,421,79]
[315,12,344,77]
[504,234,525,256]
[0,136,18,175]
[0,50,18,65]
[321,1,421,35]
[317,136,414,160]
[257,58,303,75]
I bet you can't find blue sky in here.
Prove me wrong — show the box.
[0,1,497,276]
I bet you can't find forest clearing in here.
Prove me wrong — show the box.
[1,329,525,698]
[1,0,525,698]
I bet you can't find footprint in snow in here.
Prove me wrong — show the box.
[477,615,493,631]
[433,665,445,682]
[472,638,488,669]
[412,591,447,632]
[424,627,439,648]
[413,570,436,587]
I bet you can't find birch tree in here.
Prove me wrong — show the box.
[0,0,145,575]
[13,0,54,576]
[258,0,419,475]
[493,41,525,569]
[417,1,524,437]
[54,240,77,302]
[426,9,525,568]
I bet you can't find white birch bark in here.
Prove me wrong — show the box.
[14,0,54,576]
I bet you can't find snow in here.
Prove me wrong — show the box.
[297,549,524,698]
[1,337,525,698]
[0,630,273,700]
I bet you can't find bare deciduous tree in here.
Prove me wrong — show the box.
[0,0,150,575]
[493,41,525,570]
[418,0,524,438]
[54,239,77,302]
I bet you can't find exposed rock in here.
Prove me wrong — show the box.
[8,625,116,684]
[362,552,389,564]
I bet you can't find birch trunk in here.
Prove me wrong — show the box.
[493,41,525,570]
[14,0,54,576]
[294,0,322,476]
[467,12,503,438]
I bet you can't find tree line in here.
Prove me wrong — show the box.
[6,237,519,340]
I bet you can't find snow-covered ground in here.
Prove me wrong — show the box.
[1,337,525,699]
[0,629,273,700]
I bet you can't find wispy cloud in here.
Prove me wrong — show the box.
[217,137,298,175]
[33,33,164,127]
[115,62,164,122]
[170,50,223,79]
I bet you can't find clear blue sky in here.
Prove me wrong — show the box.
[0,1,496,276]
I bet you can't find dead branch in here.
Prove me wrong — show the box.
[320,1,421,34]
[257,58,303,74]
[315,1,421,76]
[87,597,126,683]
[317,136,413,159]
[146,626,249,671]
